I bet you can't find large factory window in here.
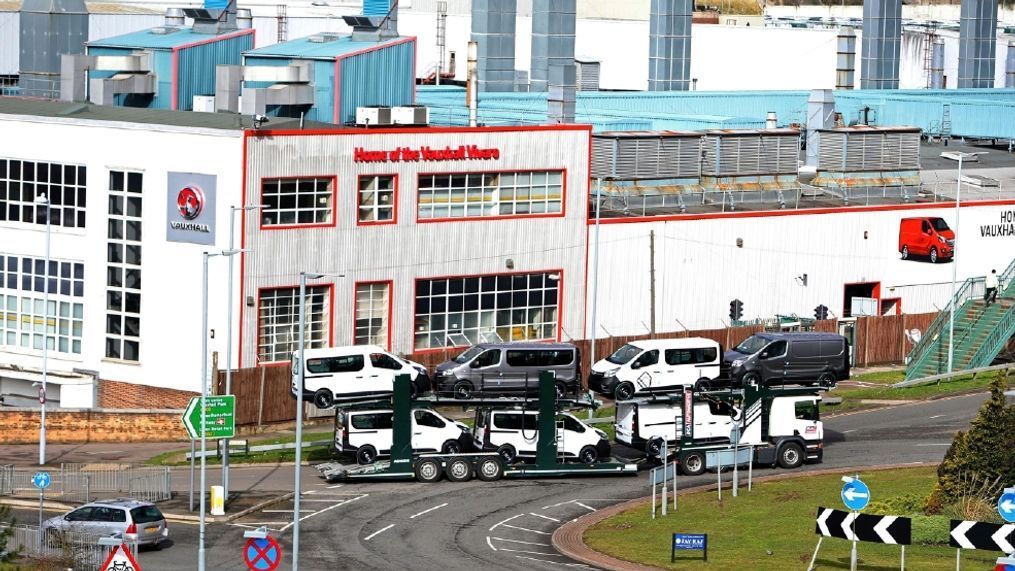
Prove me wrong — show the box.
[105,170,143,362]
[0,159,87,228]
[258,285,330,363]
[417,171,564,220]
[354,282,391,349]
[357,175,396,224]
[0,254,85,355]
[261,176,335,227]
[413,271,560,351]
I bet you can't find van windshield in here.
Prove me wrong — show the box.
[932,218,950,231]
[607,344,642,365]
[454,346,486,364]
[734,335,769,355]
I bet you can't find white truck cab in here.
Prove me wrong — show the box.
[588,338,722,400]
[291,345,431,408]
[473,409,610,465]
[335,408,472,465]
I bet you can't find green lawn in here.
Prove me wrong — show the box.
[145,430,334,466]
[585,466,998,570]
[823,369,1010,414]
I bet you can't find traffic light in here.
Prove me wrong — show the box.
[729,299,743,321]
[815,304,829,320]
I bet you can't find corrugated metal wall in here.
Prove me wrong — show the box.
[591,132,701,180]
[472,0,517,92]
[175,31,253,111]
[240,128,590,365]
[337,39,415,125]
[702,132,799,176]
[816,129,920,172]
[0,12,20,75]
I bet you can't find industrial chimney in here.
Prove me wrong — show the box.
[530,0,576,92]
[836,27,856,90]
[648,0,692,91]
[860,0,901,89]
[471,0,517,92]
[957,0,998,88]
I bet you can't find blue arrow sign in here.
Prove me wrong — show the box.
[999,490,1015,523]
[841,478,870,512]
[32,471,51,490]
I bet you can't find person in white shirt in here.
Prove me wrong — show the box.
[984,269,999,305]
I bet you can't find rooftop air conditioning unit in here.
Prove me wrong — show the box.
[356,106,392,127]
[391,105,429,126]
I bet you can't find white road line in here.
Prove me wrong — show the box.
[497,547,565,557]
[929,414,945,419]
[327,483,344,489]
[842,429,857,434]
[486,536,498,552]
[230,522,289,527]
[409,502,448,519]
[529,512,561,522]
[491,537,551,547]
[499,524,551,535]
[279,494,367,532]
[573,502,596,512]
[490,514,524,532]
[306,490,318,494]
[300,498,357,502]
[513,555,591,568]
[364,524,395,541]
[262,509,317,514]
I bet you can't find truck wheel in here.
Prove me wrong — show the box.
[415,458,443,483]
[453,381,475,400]
[445,458,473,482]
[901,245,909,260]
[681,452,706,476]
[477,457,504,481]
[554,381,568,400]
[817,372,836,387]
[777,442,804,469]
[614,382,635,401]
[313,389,334,409]
[929,246,938,263]
[441,440,462,454]
[741,372,762,387]
[356,445,377,465]
[646,437,664,458]
[496,444,516,464]
[578,445,599,465]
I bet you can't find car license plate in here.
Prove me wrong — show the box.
[146,526,158,533]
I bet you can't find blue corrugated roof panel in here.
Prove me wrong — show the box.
[88,26,239,50]
[245,34,412,61]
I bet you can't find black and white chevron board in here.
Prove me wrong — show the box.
[814,507,912,545]
[949,520,1015,552]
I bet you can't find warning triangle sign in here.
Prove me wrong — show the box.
[98,543,143,571]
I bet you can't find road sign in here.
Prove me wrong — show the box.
[999,489,1015,523]
[244,536,282,571]
[31,471,50,490]
[99,543,142,571]
[841,478,870,511]
[950,520,1015,552]
[182,395,235,440]
[815,507,912,545]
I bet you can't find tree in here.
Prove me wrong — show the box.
[0,502,18,562]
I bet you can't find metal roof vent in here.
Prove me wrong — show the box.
[308,32,343,43]
[150,26,182,35]
[164,7,184,26]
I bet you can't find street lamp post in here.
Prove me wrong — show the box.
[223,204,260,502]
[589,178,602,391]
[33,194,51,466]
[940,151,986,373]
[293,270,342,571]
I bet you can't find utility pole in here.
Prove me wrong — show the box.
[649,230,657,336]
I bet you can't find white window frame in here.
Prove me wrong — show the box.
[105,170,143,362]
[354,282,390,348]
[417,171,564,220]
[258,285,330,363]
[357,175,396,224]
[261,177,334,227]
[0,158,87,228]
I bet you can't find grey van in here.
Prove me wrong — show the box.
[723,332,849,387]
[434,342,581,399]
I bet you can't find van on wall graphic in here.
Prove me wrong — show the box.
[898,216,954,263]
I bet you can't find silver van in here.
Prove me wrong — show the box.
[434,342,581,399]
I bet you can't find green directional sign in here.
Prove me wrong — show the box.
[182,395,235,440]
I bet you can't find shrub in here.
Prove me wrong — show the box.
[911,515,952,546]
[866,494,926,516]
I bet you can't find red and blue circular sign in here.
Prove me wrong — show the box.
[244,536,282,571]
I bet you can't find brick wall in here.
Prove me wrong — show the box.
[97,379,197,409]
[0,408,189,443]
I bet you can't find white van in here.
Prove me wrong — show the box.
[472,409,610,464]
[588,338,722,400]
[291,345,431,408]
[335,408,471,465]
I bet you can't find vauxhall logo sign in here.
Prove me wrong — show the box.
[166,172,217,245]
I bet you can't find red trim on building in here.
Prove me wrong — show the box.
[257,174,339,230]
[254,282,336,366]
[414,168,567,224]
[170,28,255,111]
[352,280,394,351]
[355,173,399,226]
[250,124,594,138]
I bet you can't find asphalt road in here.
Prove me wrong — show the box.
[7,392,988,571]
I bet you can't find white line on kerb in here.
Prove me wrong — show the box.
[409,502,448,519]
[364,524,395,541]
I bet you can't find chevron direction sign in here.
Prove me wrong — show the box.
[815,507,912,545]
[949,520,1015,552]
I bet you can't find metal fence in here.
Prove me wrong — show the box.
[0,465,12,496]
[1,524,139,569]
[0,464,171,503]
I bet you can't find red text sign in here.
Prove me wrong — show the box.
[354,145,501,163]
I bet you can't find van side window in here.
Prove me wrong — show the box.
[307,355,365,374]
[473,349,501,368]
[352,413,393,430]
[634,350,659,367]
[542,350,574,366]
[795,400,819,421]
[764,341,787,358]
[922,220,931,233]
[370,353,402,370]
[505,351,530,367]
[494,413,521,430]
[414,410,446,428]
[665,347,718,365]
[793,341,822,358]
[557,415,586,433]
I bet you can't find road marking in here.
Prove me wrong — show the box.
[842,429,857,434]
[364,524,395,541]
[497,547,565,557]
[490,514,523,532]
[327,483,344,489]
[513,555,592,568]
[263,509,317,514]
[491,537,551,546]
[499,524,551,535]
[409,502,448,519]
[306,490,317,494]
[486,536,498,552]
[573,502,596,512]
[915,443,951,446]
[279,494,367,532]
[929,414,945,419]
[528,512,561,522]
[231,522,289,528]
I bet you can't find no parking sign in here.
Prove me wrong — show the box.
[244,536,282,571]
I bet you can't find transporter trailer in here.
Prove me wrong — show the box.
[317,372,638,483]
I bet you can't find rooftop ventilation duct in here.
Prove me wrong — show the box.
[930,38,945,89]
[860,0,901,89]
[957,0,998,88]
[60,52,155,104]
[165,8,185,26]
[360,0,398,37]
[530,0,575,92]
[471,0,517,92]
[19,0,89,98]
[648,0,692,91]
[215,62,314,114]
[836,27,856,90]
[1007,41,1015,89]
[805,89,835,170]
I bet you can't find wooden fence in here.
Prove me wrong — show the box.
[218,311,938,427]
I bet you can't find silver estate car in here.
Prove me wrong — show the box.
[43,498,168,548]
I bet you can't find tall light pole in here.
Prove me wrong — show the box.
[940,151,986,373]
[589,178,602,386]
[198,249,242,571]
[33,194,51,466]
[223,204,260,502]
[293,270,342,571]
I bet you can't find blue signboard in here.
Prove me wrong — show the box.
[999,490,1015,523]
[31,472,51,490]
[672,533,707,562]
[841,478,870,512]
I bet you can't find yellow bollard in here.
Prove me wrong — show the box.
[210,485,225,516]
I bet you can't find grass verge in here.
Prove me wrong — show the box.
[822,368,1011,414]
[584,466,998,570]
[145,430,334,466]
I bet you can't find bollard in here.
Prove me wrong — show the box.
[210,485,225,516]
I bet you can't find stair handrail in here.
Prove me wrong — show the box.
[968,303,1015,369]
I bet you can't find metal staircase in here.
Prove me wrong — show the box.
[905,258,1015,381]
